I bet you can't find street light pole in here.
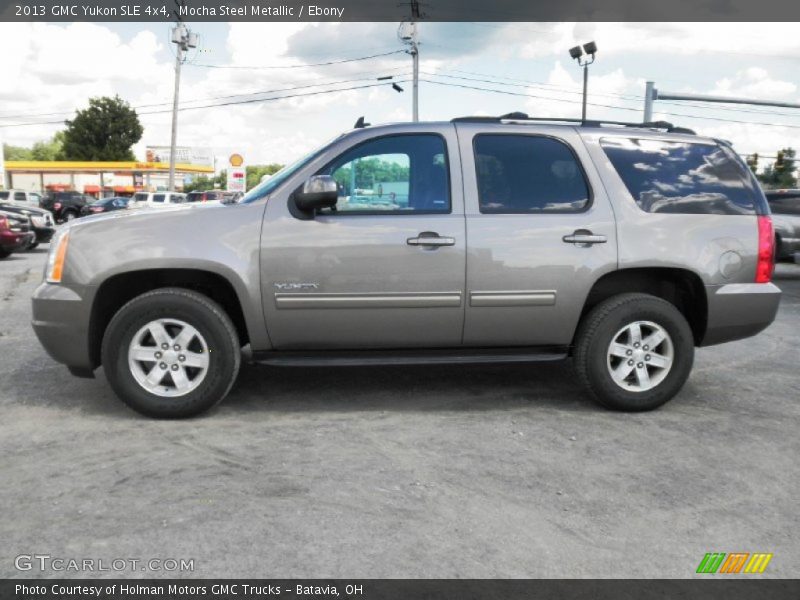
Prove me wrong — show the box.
[582,63,588,122]
[569,41,597,122]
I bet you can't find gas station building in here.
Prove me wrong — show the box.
[3,160,215,197]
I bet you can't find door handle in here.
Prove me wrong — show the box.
[562,229,607,246]
[407,232,456,247]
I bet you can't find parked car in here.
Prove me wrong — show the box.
[764,189,800,261]
[40,191,92,223]
[80,197,129,217]
[0,189,42,207]
[31,114,780,418]
[129,192,186,210]
[0,211,35,258]
[186,190,225,203]
[0,198,56,249]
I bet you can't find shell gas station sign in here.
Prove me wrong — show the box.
[226,153,246,193]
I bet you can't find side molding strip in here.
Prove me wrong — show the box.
[275,291,463,309]
[469,290,557,307]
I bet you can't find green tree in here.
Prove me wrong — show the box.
[60,96,143,161]
[2,144,33,160]
[183,171,226,193]
[246,163,284,190]
[31,131,65,161]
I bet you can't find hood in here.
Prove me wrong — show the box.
[0,200,50,217]
[69,199,227,227]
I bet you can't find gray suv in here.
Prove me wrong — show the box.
[31,114,781,418]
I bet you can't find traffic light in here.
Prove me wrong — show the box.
[775,150,785,170]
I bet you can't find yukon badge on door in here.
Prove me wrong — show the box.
[274,282,320,291]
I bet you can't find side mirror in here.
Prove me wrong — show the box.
[293,175,338,214]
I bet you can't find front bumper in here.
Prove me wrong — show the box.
[31,282,96,371]
[1,230,35,252]
[32,226,55,243]
[701,282,782,346]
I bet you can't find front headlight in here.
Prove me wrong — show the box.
[45,231,70,283]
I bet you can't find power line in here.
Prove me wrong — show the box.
[187,50,405,70]
[0,80,410,129]
[419,78,800,130]
[431,67,800,118]
[0,70,411,122]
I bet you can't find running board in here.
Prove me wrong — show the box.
[250,347,568,367]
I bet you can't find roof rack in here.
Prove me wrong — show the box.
[451,112,696,135]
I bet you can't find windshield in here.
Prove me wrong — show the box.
[239,136,341,204]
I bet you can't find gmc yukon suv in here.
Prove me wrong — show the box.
[31,115,781,418]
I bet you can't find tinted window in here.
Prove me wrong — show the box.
[0,192,9,200]
[14,192,26,201]
[152,194,165,203]
[601,138,762,215]
[473,135,590,213]
[318,134,449,214]
[766,192,800,216]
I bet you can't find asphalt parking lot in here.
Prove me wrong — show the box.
[1,245,798,579]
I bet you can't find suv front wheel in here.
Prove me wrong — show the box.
[573,293,694,411]
[101,288,241,418]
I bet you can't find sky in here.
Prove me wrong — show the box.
[1,21,799,172]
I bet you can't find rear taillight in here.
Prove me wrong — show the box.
[756,215,775,284]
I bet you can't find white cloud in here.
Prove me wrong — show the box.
[2,21,800,171]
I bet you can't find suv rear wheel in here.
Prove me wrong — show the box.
[573,293,694,411]
[101,288,241,418]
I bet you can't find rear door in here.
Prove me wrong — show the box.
[456,124,618,347]
[260,126,466,350]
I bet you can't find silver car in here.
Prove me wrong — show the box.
[31,114,781,418]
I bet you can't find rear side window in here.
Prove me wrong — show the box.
[152,194,165,203]
[766,192,800,215]
[601,137,763,215]
[473,135,590,213]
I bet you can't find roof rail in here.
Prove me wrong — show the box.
[451,112,696,135]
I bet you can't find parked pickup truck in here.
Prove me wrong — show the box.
[31,114,781,418]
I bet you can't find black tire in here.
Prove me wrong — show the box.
[573,293,694,411]
[26,240,39,251]
[101,287,241,418]
[0,248,11,259]
[63,211,78,222]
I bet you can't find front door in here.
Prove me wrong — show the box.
[261,130,466,350]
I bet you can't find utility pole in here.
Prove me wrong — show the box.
[411,33,419,122]
[643,81,655,122]
[168,5,197,191]
[399,1,422,122]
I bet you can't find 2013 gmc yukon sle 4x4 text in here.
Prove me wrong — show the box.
[32,115,781,418]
